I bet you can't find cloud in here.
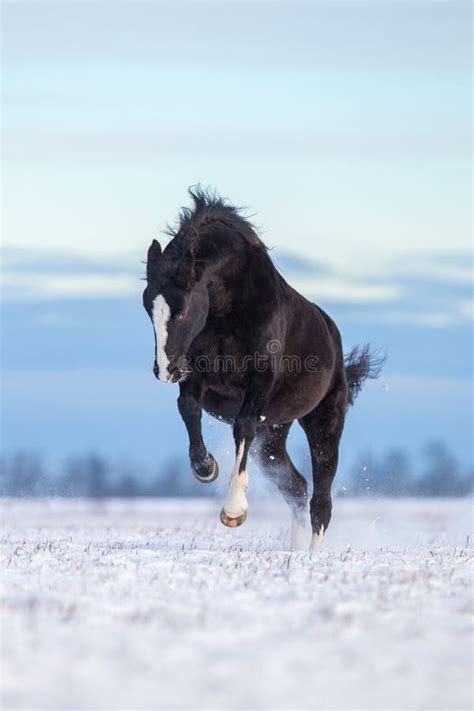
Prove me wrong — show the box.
[273,252,328,277]
[346,308,470,328]
[392,250,473,285]
[1,246,143,300]
[1,246,397,304]
[296,279,400,304]
[1,245,138,275]
[1,247,472,330]
[2,273,139,300]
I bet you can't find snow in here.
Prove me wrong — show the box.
[1,497,473,710]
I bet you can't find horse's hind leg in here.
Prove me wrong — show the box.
[255,423,308,550]
[299,381,347,552]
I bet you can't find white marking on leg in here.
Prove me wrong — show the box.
[223,440,248,518]
[291,517,307,551]
[309,524,325,553]
[152,294,171,383]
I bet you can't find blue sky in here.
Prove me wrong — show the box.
[1,1,472,475]
[3,1,471,262]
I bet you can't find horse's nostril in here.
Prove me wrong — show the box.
[168,365,180,378]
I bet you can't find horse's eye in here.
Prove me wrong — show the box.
[177,308,189,321]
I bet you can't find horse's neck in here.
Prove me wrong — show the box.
[206,243,282,317]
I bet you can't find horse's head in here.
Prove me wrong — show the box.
[143,238,209,383]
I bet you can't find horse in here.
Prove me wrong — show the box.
[143,188,383,551]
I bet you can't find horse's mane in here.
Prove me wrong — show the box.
[165,186,268,253]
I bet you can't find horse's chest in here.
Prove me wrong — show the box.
[192,334,248,379]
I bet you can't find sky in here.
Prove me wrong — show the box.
[1,1,472,477]
[3,1,471,265]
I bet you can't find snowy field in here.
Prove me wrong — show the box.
[1,497,473,711]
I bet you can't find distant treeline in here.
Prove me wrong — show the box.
[0,440,472,498]
[341,441,472,498]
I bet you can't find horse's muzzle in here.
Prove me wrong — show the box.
[153,361,181,383]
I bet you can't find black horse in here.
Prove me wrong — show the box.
[143,188,382,551]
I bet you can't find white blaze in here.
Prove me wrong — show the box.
[152,294,172,383]
[223,440,248,518]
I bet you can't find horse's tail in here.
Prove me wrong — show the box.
[344,345,385,406]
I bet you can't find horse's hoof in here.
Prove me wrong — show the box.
[193,454,219,483]
[220,508,247,528]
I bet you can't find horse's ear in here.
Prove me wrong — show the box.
[147,239,162,263]
[146,239,162,279]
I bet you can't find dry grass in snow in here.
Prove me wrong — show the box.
[1,497,473,710]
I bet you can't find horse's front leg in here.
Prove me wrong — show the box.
[220,377,273,527]
[219,420,253,527]
[177,380,219,483]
